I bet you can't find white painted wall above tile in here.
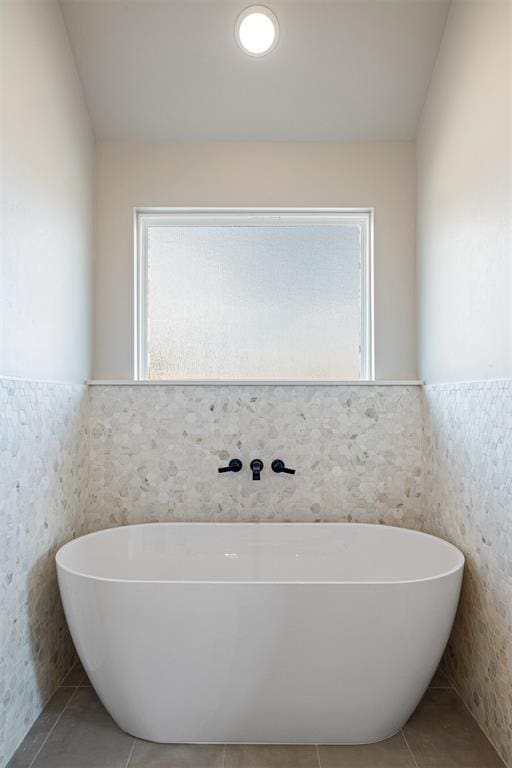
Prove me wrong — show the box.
[0,0,94,383]
[416,0,511,384]
[93,142,417,382]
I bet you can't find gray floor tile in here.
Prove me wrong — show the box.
[31,687,134,768]
[128,742,225,767]
[318,733,415,768]
[61,661,86,686]
[403,688,506,767]
[7,688,75,768]
[428,668,451,688]
[9,684,508,768]
[79,669,92,687]
[225,744,318,768]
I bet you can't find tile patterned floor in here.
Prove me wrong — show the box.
[7,666,506,768]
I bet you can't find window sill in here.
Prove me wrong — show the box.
[87,379,423,387]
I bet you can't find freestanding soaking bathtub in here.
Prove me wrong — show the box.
[56,523,464,744]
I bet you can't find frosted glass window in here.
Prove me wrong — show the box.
[136,211,372,380]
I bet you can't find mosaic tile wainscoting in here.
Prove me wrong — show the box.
[0,379,89,768]
[87,384,422,529]
[422,380,512,767]
[5,378,511,768]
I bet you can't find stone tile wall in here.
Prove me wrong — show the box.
[3,378,511,768]
[0,379,89,768]
[87,385,423,529]
[422,380,512,766]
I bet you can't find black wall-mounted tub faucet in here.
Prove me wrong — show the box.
[250,459,264,480]
[271,459,296,475]
[218,459,243,473]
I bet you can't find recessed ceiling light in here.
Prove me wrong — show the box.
[235,6,279,57]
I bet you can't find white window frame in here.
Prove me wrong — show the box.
[134,208,374,382]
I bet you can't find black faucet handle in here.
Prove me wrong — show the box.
[271,459,296,475]
[218,458,243,473]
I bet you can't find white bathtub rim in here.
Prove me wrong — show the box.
[56,522,465,587]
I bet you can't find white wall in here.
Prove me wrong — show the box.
[94,141,417,380]
[417,2,512,763]
[416,0,512,384]
[0,0,94,383]
[0,3,94,764]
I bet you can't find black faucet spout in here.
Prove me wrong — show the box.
[250,459,264,480]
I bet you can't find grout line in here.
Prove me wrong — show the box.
[28,686,79,768]
[124,738,137,768]
[315,744,322,768]
[401,729,420,768]
[222,743,227,767]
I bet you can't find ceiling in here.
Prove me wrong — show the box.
[60,0,450,142]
